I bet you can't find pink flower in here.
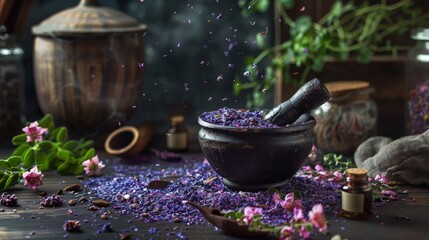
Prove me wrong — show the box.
[243,206,263,223]
[279,226,295,240]
[22,121,48,142]
[301,165,313,172]
[308,204,327,232]
[375,174,389,184]
[280,192,302,211]
[381,190,396,197]
[23,166,44,190]
[293,207,305,222]
[299,225,311,239]
[82,155,105,176]
[308,145,319,162]
[314,164,324,171]
[273,192,282,205]
[328,171,344,182]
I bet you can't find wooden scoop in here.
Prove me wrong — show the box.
[264,78,330,126]
[184,201,269,238]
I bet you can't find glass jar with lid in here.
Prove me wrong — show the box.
[0,31,25,143]
[312,81,378,154]
[405,28,429,135]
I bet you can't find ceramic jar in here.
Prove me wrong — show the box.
[0,34,25,142]
[32,0,147,137]
[312,81,377,154]
[405,28,429,135]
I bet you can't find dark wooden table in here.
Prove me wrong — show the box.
[0,149,428,240]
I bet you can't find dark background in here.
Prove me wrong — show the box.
[18,0,274,133]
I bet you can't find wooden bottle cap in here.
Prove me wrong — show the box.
[346,168,368,177]
[171,115,185,125]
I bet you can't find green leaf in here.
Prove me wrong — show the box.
[357,47,373,63]
[0,160,10,169]
[12,134,27,145]
[291,16,312,36]
[22,149,35,168]
[254,0,269,12]
[0,177,7,191]
[74,165,84,175]
[63,140,79,151]
[83,148,95,161]
[38,141,53,151]
[256,34,266,48]
[38,114,55,130]
[56,127,69,142]
[11,144,30,157]
[4,174,18,190]
[279,0,294,9]
[56,149,71,162]
[6,156,21,167]
[56,162,71,174]
[35,151,49,171]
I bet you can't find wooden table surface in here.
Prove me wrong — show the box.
[0,149,428,240]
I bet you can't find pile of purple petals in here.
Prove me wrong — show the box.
[83,157,341,226]
[199,107,278,128]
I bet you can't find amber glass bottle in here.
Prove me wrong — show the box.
[166,115,189,151]
[340,168,372,220]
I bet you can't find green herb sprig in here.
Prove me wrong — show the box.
[235,0,429,108]
[0,114,95,191]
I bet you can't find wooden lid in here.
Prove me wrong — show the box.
[325,81,369,97]
[32,0,147,37]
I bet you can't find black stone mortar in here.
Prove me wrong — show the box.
[198,78,330,191]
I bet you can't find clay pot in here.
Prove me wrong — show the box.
[32,0,147,137]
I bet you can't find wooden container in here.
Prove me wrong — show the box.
[32,0,147,137]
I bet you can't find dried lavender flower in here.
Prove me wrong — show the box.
[200,107,278,128]
[0,193,18,207]
[40,194,63,207]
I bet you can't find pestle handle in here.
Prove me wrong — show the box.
[264,78,330,126]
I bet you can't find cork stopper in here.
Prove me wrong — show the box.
[171,115,185,125]
[346,168,368,179]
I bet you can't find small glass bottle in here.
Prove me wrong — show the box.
[340,168,372,220]
[405,28,429,134]
[166,115,189,151]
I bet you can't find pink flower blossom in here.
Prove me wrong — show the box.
[314,164,324,171]
[301,165,313,172]
[280,226,295,240]
[375,174,389,184]
[82,155,105,176]
[308,204,327,232]
[23,166,44,190]
[280,192,302,211]
[381,190,396,197]
[307,145,319,162]
[273,192,282,205]
[243,206,263,223]
[293,207,305,222]
[328,171,344,182]
[22,121,48,142]
[299,225,311,238]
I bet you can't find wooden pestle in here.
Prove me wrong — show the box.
[264,78,330,126]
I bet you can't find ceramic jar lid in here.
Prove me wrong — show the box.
[32,0,147,37]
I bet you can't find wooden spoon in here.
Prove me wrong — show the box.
[184,200,269,238]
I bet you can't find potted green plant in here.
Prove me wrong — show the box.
[234,0,429,108]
